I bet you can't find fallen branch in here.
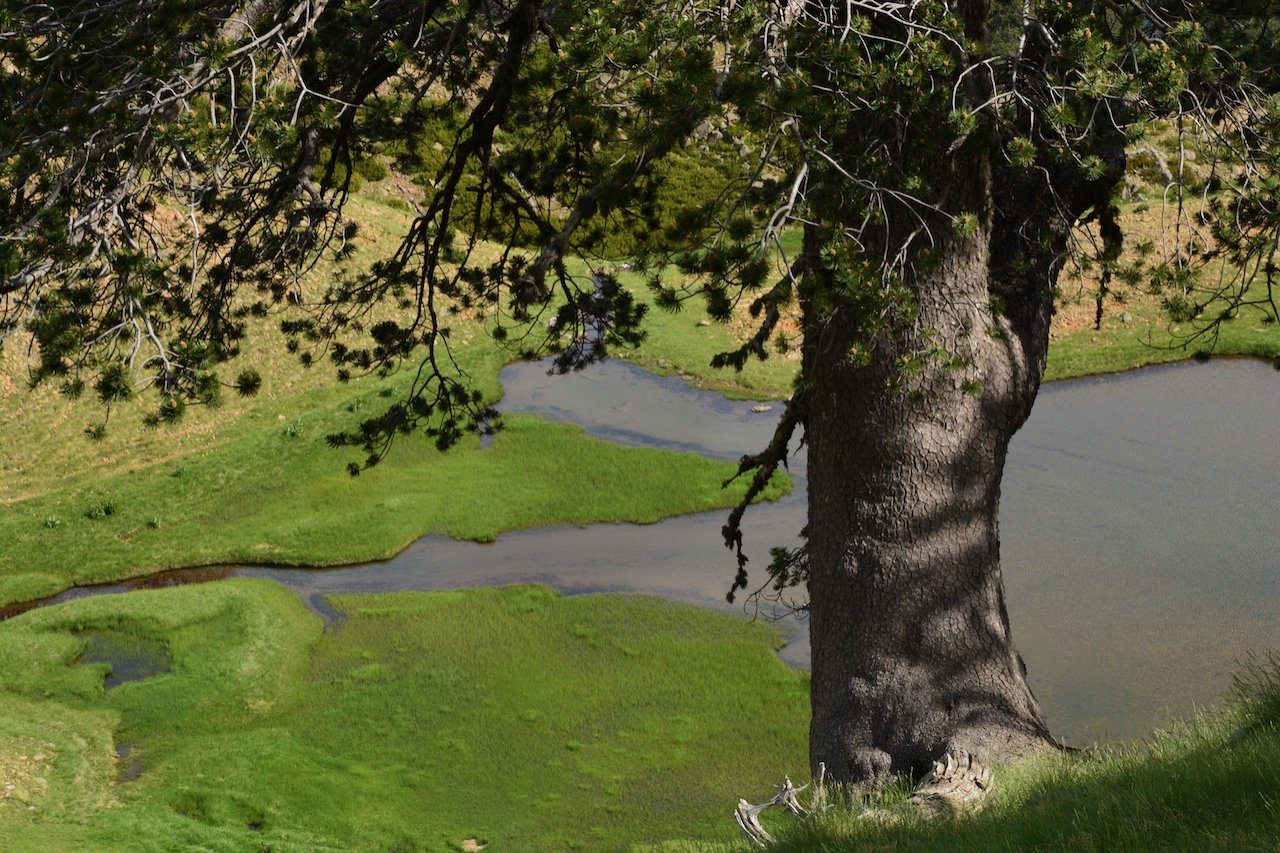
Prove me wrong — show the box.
[734,772,813,846]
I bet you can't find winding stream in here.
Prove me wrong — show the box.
[13,357,1280,745]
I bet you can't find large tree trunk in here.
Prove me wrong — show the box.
[802,149,1086,783]
[805,238,1051,782]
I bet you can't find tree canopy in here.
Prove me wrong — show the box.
[4,1,1274,434]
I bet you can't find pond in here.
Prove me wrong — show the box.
[14,357,1279,745]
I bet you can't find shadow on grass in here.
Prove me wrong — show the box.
[763,659,1280,852]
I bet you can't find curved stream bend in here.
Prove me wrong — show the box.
[6,358,1279,745]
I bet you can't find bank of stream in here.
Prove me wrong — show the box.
[7,357,1278,745]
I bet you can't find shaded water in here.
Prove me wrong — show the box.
[7,358,1278,745]
[77,630,173,691]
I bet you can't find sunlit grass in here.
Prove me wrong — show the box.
[0,410,788,605]
[0,581,810,851]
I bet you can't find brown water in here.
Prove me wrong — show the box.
[9,358,1279,745]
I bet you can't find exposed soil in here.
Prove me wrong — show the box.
[0,738,56,811]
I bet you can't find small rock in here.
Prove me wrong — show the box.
[697,319,710,327]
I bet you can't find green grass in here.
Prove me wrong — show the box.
[616,284,1280,404]
[0,581,810,851]
[0,409,788,606]
[0,189,789,608]
[1043,291,1280,382]
[600,206,1280,400]
[620,265,1280,400]
[616,276,802,401]
[652,659,1280,852]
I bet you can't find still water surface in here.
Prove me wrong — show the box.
[26,358,1280,745]
[251,357,1279,744]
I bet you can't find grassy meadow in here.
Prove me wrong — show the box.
[1,578,1277,851]
[0,581,810,851]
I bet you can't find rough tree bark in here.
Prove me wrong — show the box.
[803,133,1112,783]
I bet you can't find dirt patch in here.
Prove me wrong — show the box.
[0,738,56,811]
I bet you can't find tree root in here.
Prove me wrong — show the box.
[735,750,993,846]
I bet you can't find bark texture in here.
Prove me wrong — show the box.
[806,246,1050,780]
[802,138,1105,783]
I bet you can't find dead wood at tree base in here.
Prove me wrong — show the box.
[735,751,994,846]
[906,750,994,819]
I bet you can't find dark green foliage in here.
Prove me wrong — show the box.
[234,370,263,396]
[3,0,1276,469]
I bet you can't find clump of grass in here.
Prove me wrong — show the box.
[1229,652,1280,735]
[82,501,116,521]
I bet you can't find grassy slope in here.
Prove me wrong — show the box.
[0,188,787,607]
[660,662,1280,852]
[0,581,810,852]
[612,196,1280,400]
[618,266,1279,401]
[0,411,787,606]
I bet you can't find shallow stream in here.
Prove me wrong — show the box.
[15,357,1280,745]
[235,357,1280,743]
